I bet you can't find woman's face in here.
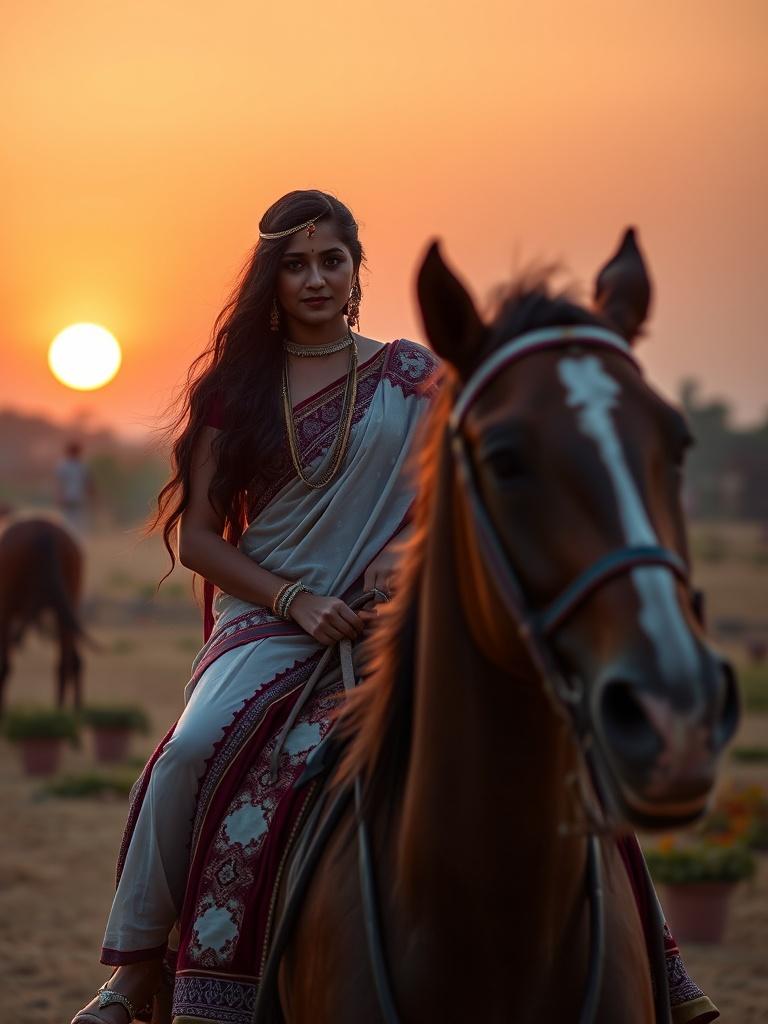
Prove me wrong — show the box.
[275,219,355,330]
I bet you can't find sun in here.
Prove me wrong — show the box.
[48,323,122,391]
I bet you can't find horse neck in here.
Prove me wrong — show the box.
[396,437,587,956]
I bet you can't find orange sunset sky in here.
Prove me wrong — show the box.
[2,1,766,436]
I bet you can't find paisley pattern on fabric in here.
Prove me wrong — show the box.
[188,709,330,966]
[190,654,322,857]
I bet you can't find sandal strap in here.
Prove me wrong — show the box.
[97,987,136,1021]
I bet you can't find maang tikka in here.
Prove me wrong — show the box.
[345,275,361,330]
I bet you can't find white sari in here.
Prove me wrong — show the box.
[101,338,440,972]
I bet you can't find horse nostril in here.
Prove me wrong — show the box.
[598,680,662,766]
[714,659,741,751]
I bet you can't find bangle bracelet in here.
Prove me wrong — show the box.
[278,580,310,620]
[271,582,292,618]
[276,582,298,619]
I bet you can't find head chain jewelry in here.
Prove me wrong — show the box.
[259,198,334,240]
[260,216,320,240]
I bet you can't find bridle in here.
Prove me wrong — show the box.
[448,324,688,1024]
[450,325,690,752]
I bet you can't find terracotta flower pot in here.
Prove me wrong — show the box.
[92,727,132,763]
[18,737,63,776]
[662,881,737,943]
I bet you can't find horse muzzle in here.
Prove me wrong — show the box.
[589,652,740,830]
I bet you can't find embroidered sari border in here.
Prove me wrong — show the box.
[189,653,322,859]
[101,940,167,966]
[191,619,302,688]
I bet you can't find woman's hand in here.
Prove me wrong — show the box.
[288,592,365,646]
[359,545,402,625]
[363,546,400,601]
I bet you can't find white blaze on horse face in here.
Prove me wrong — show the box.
[557,355,699,686]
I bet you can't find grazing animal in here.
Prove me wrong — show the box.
[260,231,738,1024]
[0,518,84,714]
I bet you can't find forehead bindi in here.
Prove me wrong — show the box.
[282,221,348,258]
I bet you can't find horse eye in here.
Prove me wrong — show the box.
[484,446,528,480]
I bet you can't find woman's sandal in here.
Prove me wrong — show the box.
[71,969,162,1024]
[71,982,137,1023]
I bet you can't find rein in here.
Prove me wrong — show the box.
[256,590,401,1024]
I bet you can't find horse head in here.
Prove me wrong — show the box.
[416,229,739,830]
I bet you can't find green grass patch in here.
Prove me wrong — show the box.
[176,634,201,653]
[81,705,150,733]
[691,532,730,563]
[3,706,80,744]
[40,771,137,799]
[731,746,768,763]
[739,664,768,714]
[109,637,138,655]
[105,569,135,592]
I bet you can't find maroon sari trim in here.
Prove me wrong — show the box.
[193,618,303,688]
[101,941,167,966]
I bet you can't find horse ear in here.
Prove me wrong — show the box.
[416,241,486,378]
[593,228,652,344]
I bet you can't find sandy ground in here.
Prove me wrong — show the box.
[0,528,766,1023]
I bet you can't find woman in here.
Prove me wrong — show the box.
[73,189,440,1024]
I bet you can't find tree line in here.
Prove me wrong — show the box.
[0,382,766,526]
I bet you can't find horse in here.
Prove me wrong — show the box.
[252,229,739,1024]
[0,517,85,715]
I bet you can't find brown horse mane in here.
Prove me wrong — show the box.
[335,272,610,806]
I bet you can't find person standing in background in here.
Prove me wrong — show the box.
[55,441,93,535]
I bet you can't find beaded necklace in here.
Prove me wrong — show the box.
[283,331,354,358]
[281,340,359,489]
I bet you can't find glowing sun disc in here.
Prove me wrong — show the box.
[48,323,122,391]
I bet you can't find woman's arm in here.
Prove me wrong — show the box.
[178,426,363,643]
[178,426,285,608]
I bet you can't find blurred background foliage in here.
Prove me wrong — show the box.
[1,377,766,528]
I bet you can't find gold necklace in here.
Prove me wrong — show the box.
[282,340,358,489]
[284,331,355,358]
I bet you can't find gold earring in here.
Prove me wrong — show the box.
[270,297,280,332]
[346,277,361,330]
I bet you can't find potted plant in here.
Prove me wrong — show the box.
[81,705,150,763]
[646,837,755,943]
[2,707,79,776]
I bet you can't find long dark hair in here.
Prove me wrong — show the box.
[152,189,365,569]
